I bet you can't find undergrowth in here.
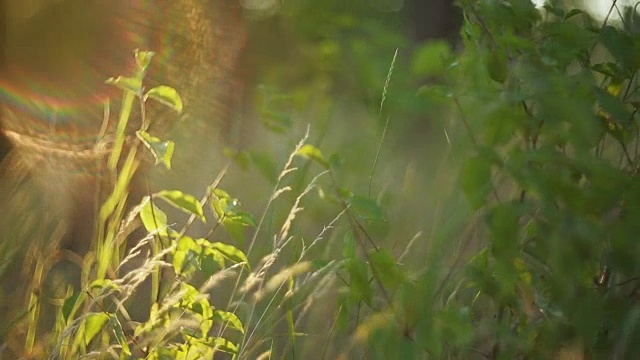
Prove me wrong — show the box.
[8,48,419,359]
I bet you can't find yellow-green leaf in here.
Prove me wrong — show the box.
[174,236,200,276]
[210,242,249,269]
[139,196,169,236]
[83,312,110,346]
[137,130,175,169]
[411,40,452,77]
[88,279,118,291]
[201,247,226,276]
[214,310,245,334]
[158,190,205,223]
[106,76,142,94]
[297,144,329,168]
[135,50,155,73]
[145,85,183,113]
[209,337,238,355]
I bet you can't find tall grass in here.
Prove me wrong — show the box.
[2,45,450,359]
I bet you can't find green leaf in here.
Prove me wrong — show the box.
[62,292,81,322]
[208,337,239,355]
[600,26,638,74]
[460,155,493,209]
[190,297,214,335]
[145,85,183,113]
[596,87,631,128]
[105,76,142,94]
[214,310,245,334]
[139,196,170,236]
[591,62,625,79]
[201,248,226,276]
[88,279,118,291]
[544,21,593,63]
[136,130,175,169]
[173,236,201,276]
[174,342,210,359]
[417,84,454,101]
[486,50,509,83]
[297,144,329,168]
[211,189,255,222]
[346,258,372,304]
[349,194,386,221]
[226,211,257,227]
[135,50,155,73]
[209,242,250,268]
[487,202,523,259]
[178,283,200,304]
[211,188,235,219]
[343,232,357,260]
[110,315,132,356]
[83,312,110,346]
[411,40,452,77]
[209,189,256,242]
[222,220,247,243]
[157,190,205,223]
[149,348,177,358]
[370,249,406,291]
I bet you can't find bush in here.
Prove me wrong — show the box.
[411,0,640,357]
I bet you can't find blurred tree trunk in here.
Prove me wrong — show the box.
[2,0,246,139]
[408,0,462,42]
[0,0,247,253]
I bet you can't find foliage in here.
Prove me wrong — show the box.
[9,42,402,358]
[13,52,252,359]
[409,0,640,357]
[10,1,640,359]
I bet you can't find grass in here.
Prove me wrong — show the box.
[0,43,467,359]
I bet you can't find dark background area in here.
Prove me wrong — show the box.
[410,0,461,41]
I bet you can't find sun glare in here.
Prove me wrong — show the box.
[532,0,638,21]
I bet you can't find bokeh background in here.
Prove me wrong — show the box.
[0,0,464,267]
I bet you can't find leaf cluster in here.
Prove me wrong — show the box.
[415,0,640,357]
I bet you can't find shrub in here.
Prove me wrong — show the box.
[414,0,640,357]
